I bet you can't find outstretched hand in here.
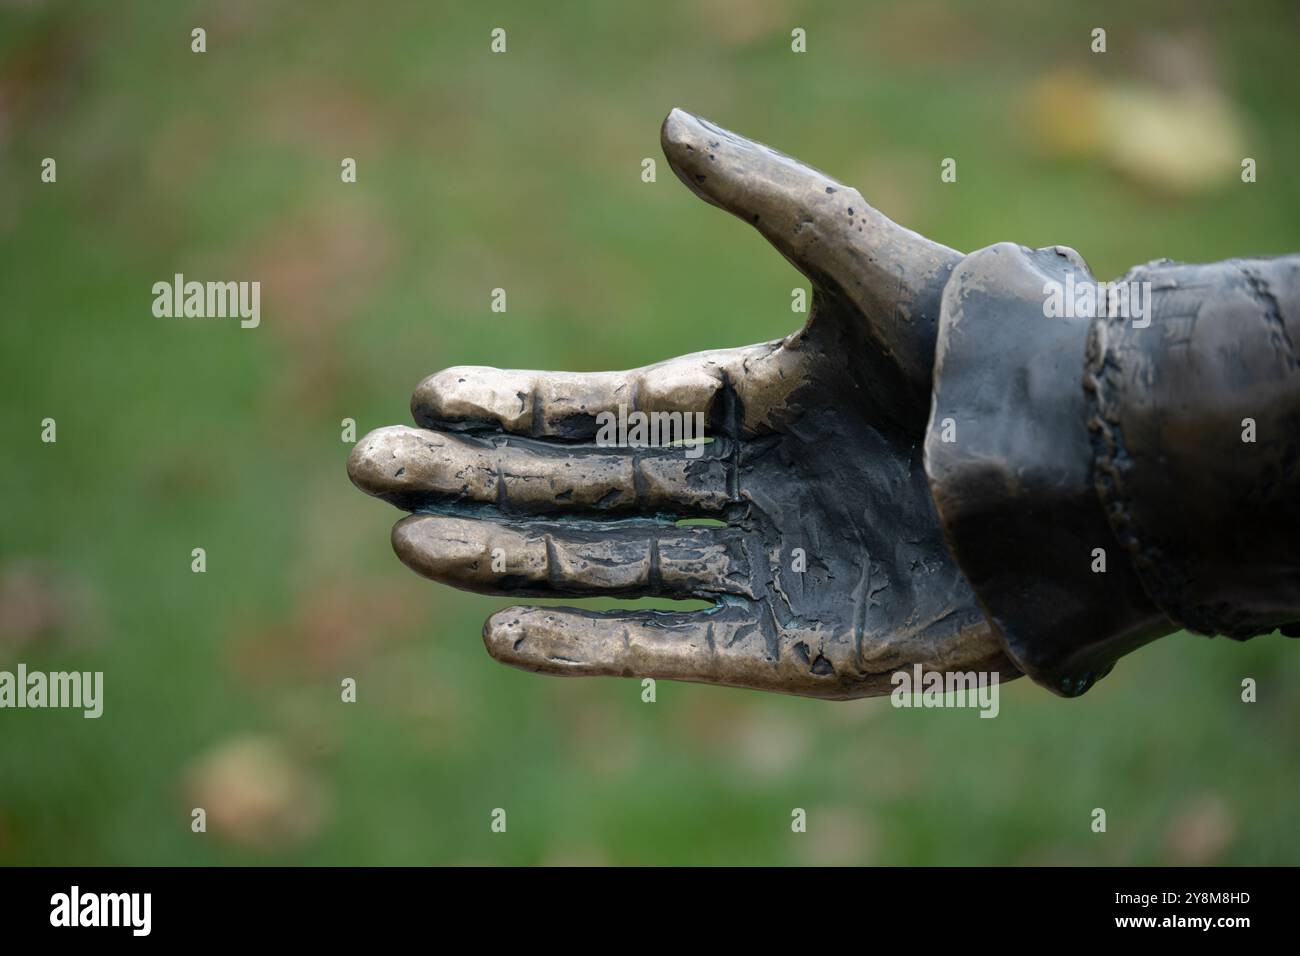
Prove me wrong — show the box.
[348,109,1018,698]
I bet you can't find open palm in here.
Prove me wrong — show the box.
[348,109,1017,698]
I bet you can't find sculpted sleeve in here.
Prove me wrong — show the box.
[923,244,1300,696]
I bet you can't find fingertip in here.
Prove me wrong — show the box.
[483,606,547,669]
[659,107,699,159]
[659,107,734,207]
[345,437,371,490]
[347,425,416,495]
[410,365,534,432]
[389,512,431,572]
[391,514,513,589]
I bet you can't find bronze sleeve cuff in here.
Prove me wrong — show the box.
[924,243,1171,696]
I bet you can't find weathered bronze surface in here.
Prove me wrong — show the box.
[349,109,1300,699]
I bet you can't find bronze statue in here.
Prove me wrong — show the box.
[348,109,1300,699]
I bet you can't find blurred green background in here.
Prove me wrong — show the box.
[2,0,1298,865]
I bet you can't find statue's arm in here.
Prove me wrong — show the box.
[924,246,1300,695]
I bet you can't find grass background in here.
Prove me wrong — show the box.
[1,0,1298,865]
